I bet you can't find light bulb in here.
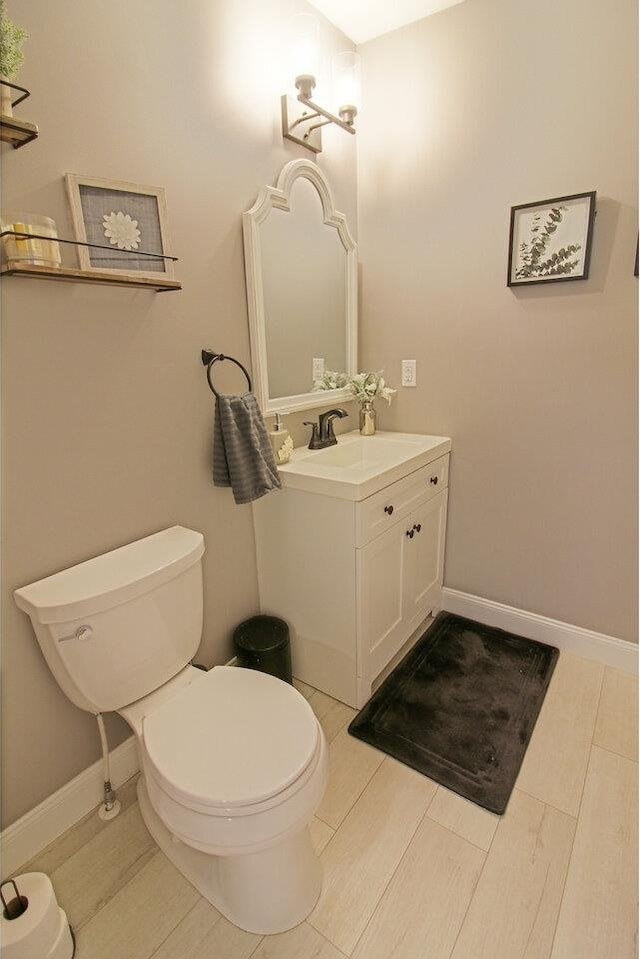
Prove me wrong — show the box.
[291,13,319,99]
[333,51,361,125]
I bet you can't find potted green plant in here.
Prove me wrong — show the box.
[0,0,28,118]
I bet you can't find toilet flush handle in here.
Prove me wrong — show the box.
[58,624,94,643]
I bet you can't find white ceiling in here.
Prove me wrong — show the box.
[309,0,467,44]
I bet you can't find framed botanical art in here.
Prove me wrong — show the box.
[507,191,596,287]
[65,175,175,280]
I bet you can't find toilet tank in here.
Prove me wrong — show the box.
[14,526,205,714]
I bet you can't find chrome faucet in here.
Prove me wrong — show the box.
[304,409,349,450]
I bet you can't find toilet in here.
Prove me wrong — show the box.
[14,526,328,935]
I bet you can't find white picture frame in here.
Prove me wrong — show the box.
[65,174,175,281]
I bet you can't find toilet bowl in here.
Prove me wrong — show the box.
[14,526,328,935]
[120,664,328,932]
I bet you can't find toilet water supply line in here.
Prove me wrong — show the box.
[96,713,122,821]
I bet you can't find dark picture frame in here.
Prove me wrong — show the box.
[507,191,596,287]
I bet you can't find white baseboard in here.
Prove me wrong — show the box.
[1,657,240,878]
[1,735,140,879]
[442,587,638,674]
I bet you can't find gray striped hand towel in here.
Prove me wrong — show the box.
[213,392,282,504]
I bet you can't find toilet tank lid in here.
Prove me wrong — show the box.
[14,526,205,625]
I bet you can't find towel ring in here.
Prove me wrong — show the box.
[201,349,252,398]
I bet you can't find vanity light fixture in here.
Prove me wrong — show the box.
[282,13,360,154]
[332,51,361,129]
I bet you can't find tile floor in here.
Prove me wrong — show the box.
[25,654,638,959]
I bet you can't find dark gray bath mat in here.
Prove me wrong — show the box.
[348,613,558,814]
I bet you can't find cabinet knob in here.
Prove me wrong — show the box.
[430,476,438,485]
[406,529,414,539]
[413,523,422,533]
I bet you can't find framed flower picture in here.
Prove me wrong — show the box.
[507,191,596,287]
[65,175,175,280]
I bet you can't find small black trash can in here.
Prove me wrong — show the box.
[233,615,292,685]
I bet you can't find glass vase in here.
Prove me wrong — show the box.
[1,214,61,269]
[359,399,376,435]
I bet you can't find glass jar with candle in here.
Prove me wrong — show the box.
[1,214,62,269]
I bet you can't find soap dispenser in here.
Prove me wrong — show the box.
[269,413,293,465]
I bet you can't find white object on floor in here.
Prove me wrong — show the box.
[14,526,328,935]
[137,776,323,934]
[254,432,451,706]
[0,735,138,880]
[97,799,121,821]
[0,872,74,959]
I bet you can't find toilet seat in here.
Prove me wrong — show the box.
[142,666,319,815]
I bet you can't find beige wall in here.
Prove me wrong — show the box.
[2,0,637,829]
[357,0,638,645]
[0,0,357,826]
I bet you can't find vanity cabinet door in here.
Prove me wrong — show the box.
[357,519,411,681]
[406,489,448,629]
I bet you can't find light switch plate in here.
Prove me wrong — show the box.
[313,357,325,382]
[401,359,417,387]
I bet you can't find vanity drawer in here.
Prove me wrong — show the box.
[423,454,449,499]
[355,454,449,547]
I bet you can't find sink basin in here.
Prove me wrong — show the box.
[277,430,451,501]
[308,436,414,469]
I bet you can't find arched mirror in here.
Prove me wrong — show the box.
[243,159,357,415]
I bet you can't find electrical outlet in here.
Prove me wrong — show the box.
[401,359,417,387]
[312,357,325,381]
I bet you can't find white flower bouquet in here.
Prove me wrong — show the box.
[311,369,396,434]
[312,370,349,392]
[347,371,396,405]
[312,369,396,404]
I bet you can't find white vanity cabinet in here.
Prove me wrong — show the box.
[243,162,451,706]
[253,432,451,708]
[358,482,448,687]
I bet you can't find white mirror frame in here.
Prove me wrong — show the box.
[243,158,357,416]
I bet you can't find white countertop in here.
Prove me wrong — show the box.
[278,430,452,501]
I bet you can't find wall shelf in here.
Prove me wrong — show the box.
[0,262,182,292]
[0,81,38,148]
[0,113,38,148]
